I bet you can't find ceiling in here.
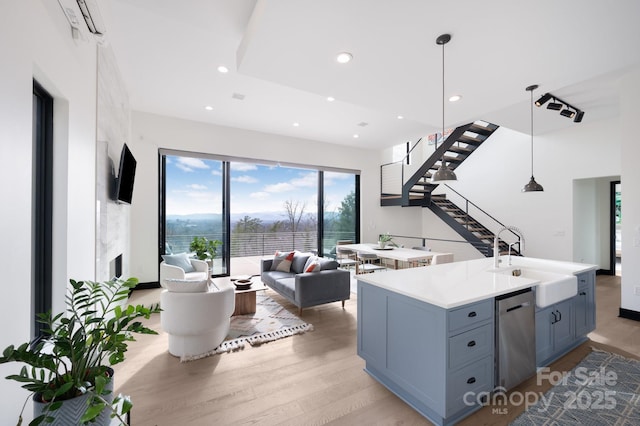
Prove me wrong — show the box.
[101,0,640,150]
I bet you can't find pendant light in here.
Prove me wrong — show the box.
[431,34,457,183]
[523,84,544,192]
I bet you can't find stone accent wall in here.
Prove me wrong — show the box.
[96,45,131,281]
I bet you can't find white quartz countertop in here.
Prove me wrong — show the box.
[355,256,597,309]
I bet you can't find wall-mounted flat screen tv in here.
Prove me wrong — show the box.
[115,143,136,204]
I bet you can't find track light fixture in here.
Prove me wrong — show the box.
[560,108,576,118]
[535,93,552,107]
[534,92,585,123]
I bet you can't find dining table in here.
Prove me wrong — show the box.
[339,243,452,274]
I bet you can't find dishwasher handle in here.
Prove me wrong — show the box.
[504,301,531,313]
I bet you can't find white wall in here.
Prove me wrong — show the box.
[424,117,622,262]
[620,69,640,312]
[128,111,416,283]
[0,1,99,421]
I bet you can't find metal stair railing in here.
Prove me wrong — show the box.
[439,184,522,251]
[384,234,493,258]
[380,137,427,198]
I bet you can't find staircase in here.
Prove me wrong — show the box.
[379,119,524,258]
[428,194,521,257]
[381,120,499,207]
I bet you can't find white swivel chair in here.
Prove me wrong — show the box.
[160,258,209,287]
[161,279,235,358]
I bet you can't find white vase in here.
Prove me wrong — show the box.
[378,241,385,249]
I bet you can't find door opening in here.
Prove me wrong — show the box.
[610,181,621,276]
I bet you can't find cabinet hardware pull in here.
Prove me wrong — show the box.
[467,377,476,384]
[468,311,477,318]
[556,310,562,322]
[551,311,558,324]
[467,340,476,347]
[579,292,586,296]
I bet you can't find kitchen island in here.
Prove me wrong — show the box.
[356,256,596,426]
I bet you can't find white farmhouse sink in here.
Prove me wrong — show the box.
[496,267,578,308]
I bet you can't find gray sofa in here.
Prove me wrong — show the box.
[261,252,350,314]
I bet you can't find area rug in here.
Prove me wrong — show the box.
[510,349,640,425]
[181,293,313,362]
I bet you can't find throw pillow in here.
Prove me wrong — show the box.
[318,258,339,270]
[270,250,295,272]
[162,252,195,273]
[303,255,322,272]
[291,252,312,274]
[163,278,208,293]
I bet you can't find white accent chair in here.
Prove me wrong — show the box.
[160,258,209,287]
[160,279,235,358]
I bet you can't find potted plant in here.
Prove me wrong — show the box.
[378,233,394,248]
[0,277,160,426]
[189,236,222,269]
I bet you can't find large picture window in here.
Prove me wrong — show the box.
[160,151,359,277]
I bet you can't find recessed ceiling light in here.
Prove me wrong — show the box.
[327,96,335,102]
[292,122,300,127]
[336,52,353,64]
[353,134,359,138]
[449,95,462,102]
[397,115,404,120]
[205,106,213,111]
[217,65,229,73]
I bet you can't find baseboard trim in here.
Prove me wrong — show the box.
[619,308,640,322]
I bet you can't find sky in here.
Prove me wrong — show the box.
[164,155,354,217]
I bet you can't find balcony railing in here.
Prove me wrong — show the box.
[165,231,356,258]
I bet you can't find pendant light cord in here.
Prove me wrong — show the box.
[530,88,534,176]
[441,38,445,163]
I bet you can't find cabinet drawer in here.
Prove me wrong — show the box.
[446,355,494,415]
[448,323,493,370]
[448,299,493,333]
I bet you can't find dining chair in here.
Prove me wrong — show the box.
[335,240,358,270]
[432,253,454,265]
[410,246,432,267]
[357,252,386,274]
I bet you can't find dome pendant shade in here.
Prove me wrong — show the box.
[522,176,544,192]
[432,162,457,183]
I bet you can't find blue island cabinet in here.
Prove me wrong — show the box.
[357,281,494,426]
[535,270,596,367]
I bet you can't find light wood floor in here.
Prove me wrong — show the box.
[115,274,639,425]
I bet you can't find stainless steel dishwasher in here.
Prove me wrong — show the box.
[495,288,536,391]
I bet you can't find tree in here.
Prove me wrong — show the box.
[283,200,306,232]
[336,190,356,234]
[234,215,262,233]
